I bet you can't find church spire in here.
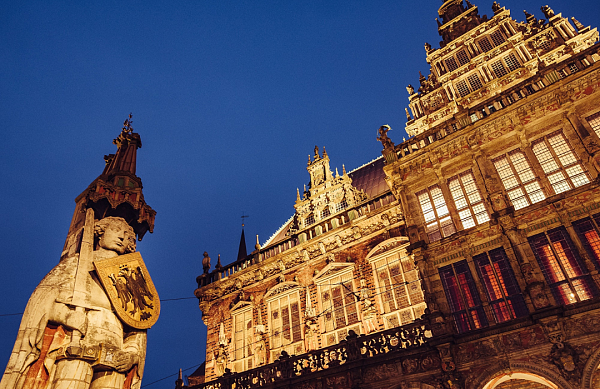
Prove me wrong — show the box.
[237,227,248,261]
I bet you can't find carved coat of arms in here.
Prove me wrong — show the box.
[94,252,160,329]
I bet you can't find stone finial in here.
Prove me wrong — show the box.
[218,322,227,346]
[175,369,184,389]
[571,17,586,32]
[335,168,340,178]
[322,146,327,157]
[314,145,320,159]
[216,254,222,270]
[255,234,261,250]
[296,188,301,203]
[342,164,347,176]
[405,108,412,121]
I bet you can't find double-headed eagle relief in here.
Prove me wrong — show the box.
[95,252,160,329]
[109,265,154,319]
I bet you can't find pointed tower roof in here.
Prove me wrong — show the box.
[68,114,156,241]
[237,227,248,261]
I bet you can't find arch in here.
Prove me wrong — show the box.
[389,382,437,389]
[481,373,558,389]
[582,344,600,389]
[471,362,572,389]
[365,236,409,260]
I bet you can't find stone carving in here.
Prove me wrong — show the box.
[377,125,395,149]
[203,251,211,274]
[549,341,582,383]
[304,318,319,352]
[1,215,151,389]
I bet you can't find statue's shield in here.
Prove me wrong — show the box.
[94,252,160,329]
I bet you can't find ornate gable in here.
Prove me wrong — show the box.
[313,262,355,283]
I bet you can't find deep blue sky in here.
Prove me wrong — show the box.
[1,0,598,386]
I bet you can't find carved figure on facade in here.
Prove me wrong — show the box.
[550,341,582,383]
[202,251,211,274]
[1,215,154,389]
[377,125,395,149]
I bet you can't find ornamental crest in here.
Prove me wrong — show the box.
[94,251,160,329]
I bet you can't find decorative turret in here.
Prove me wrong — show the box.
[437,0,487,47]
[66,114,156,248]
[293,148,367,232]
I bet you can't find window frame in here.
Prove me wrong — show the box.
[416,184,456,242]
[528,227,597,305]
[314,264,361,347]
[585,111,600,138]
[473,248,529,323]
[493,149,546,210]
[448,171,490,230]
[439,260,488,333]
[265,286,304,361]
[368,242,426,329]
[231,305,254,373]
[531,131,590,194]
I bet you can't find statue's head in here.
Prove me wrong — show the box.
[94,216,136,255]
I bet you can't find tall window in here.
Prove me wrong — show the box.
[490,30,506,46]
[456,79,471,97]
[528,228,597,305]
[493,150,545,210]
[268,291,303,360]
[417,185,456,242]
[573,215,600,269]
[440,261,488,333]
[372,249,426,328]
[318,272,360,346]
[456,49,470,66]
[448,171,490,229]
[445,57,459,72]
[504,53,521,72]
[478,36,493,52]
[473,249,528,323]
[467,73,483,91]
[532,131,589,194]
[491,60,508,78]
[232,309,253,372]
[586,111,600,137]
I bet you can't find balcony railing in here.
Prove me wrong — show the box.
[190,319,432,389]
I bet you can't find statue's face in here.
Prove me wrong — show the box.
[99,223,133,254]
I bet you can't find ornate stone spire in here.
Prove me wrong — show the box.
[237,227,248,261]
[66,114,155,247]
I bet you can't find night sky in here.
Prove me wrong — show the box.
[1,0,598,386]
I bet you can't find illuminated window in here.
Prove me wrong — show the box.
[504,53,521,72]
[467,73,483,91]
[317,271,360,346]
[529,228,597,305]
[440,260,488,333]
[321,208,331,219]
[586,111,600,138]
[478,36,493,52]
[417,185,456,242]
[490,30,506,46]
[232,308,253,372]
[456,79,471,97]
[305,214,315,226]
[335,200,348,213]
[473,249,528,323]
[445,57,459,72]
[456,49,470,66]
[491,60,508,78]
[493,150,545,210]
[573,215,600,269]
[372,247,426,328]
[268,292,302,359]
[532,131,589,194]
[448,171,489,229]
